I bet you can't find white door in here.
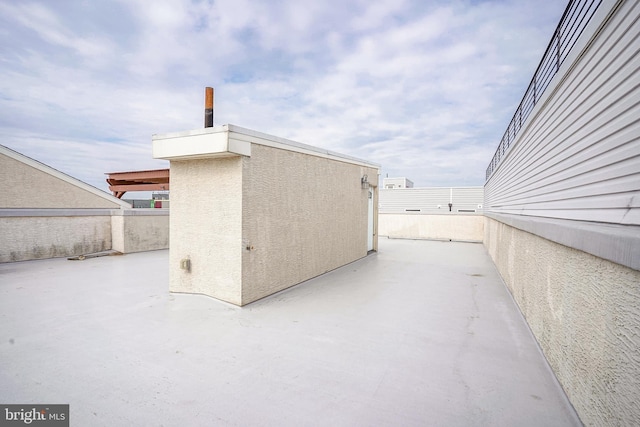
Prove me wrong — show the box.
[367,188,374,251]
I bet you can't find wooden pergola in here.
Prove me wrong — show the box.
[106,169,170,199]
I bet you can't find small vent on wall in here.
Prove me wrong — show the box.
[405,209,420,212]
[458,209,476,213]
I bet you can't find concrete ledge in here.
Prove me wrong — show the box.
[110,209,169,216]
[0,208,170,218]
[0,208,114,217]
[485,212,640,271]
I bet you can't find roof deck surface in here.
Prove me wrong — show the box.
[0,239,580,426]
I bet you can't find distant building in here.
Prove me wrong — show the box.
[379,186,483,215]
[383,177,413,189]
[378,186,484,242]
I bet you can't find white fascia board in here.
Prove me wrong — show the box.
[0,145,131,209]
[152,124,380,170]
[226,124,381,169]
[152,125,251,160]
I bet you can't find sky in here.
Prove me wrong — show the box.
[0,0,568,194]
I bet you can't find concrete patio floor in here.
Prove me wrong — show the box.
[0,238,581,426]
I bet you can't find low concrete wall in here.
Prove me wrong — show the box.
[484,216,640,426]
[0,210,112,262]
[111,209,169,254]
[379,213,483,242]
[1,209,170,263]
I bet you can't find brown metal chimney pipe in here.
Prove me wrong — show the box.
[205,87,214,128]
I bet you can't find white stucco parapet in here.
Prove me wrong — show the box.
[152,124,380,169]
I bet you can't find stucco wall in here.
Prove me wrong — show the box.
[111,210,169,254]
[379,214,483,242]
[484,216,640,426]
[0,214,112,262]
[241,144,378,305]
[0,152,122,209]
[169,158,243,305]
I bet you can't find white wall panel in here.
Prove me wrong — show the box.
[485,0,640,226]
[380,187,483,214]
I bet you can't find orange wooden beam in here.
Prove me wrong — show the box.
[106,169,169,181]
[105,169,171,198]
[108,183,170,193]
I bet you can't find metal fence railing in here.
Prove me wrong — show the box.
[485,0,603,181]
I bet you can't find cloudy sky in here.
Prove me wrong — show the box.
[0,0,567,193]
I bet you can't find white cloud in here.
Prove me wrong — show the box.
[0,0,568,191]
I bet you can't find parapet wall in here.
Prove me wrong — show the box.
[0,209,169,262]
[378,214,483,242]
[0,210,112,262]
[484,216,640,426]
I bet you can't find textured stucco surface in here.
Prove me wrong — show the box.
[169,158,242,305]
[241,144,378,305]
[484,217,640,426]
[379,213,483,241]
[111,212,169,254]
[0,152,121,209]
[111,215,125,254]
[0,216,111,262]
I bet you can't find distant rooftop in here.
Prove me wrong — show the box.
[153,124,381,169]
[0,239,580,426]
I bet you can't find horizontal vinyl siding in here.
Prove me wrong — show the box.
[453,188,485,212]
[485,0,640,226]
[380,187,483,214]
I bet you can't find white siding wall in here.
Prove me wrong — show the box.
[485,0,640,225]
[380,187,483,214]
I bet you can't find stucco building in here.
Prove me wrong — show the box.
[153,124,379,306]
